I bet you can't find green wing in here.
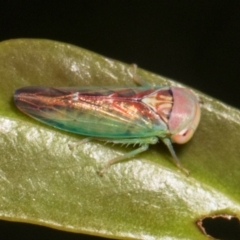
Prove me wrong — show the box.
[15,87,168,139]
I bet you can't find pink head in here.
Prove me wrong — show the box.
[169,87,201,144]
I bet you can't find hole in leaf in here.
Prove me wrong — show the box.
[197,214,240,240]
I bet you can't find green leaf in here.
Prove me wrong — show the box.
[0,39,240,239]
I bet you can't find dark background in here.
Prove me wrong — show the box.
[0,1,240,239]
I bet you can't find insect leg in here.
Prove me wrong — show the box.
[97,144,149,176]
[97,136,158,176]
[68,137,92,150]
[162,138,190,176]
[128,64,151,87]
[101,136,158,145]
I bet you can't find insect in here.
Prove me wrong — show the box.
[14,67,201,175]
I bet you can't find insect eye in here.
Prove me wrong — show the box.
[182,130,188,137]
[171,128,194,144]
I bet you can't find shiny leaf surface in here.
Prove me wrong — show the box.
[0,39,240,239]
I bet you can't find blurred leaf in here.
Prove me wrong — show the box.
[0,39,240,239]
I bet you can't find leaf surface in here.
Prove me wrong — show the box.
[0,39,240,239]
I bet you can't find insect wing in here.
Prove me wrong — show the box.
[14,86,168,138]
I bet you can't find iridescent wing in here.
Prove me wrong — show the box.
[14,86,168,138]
